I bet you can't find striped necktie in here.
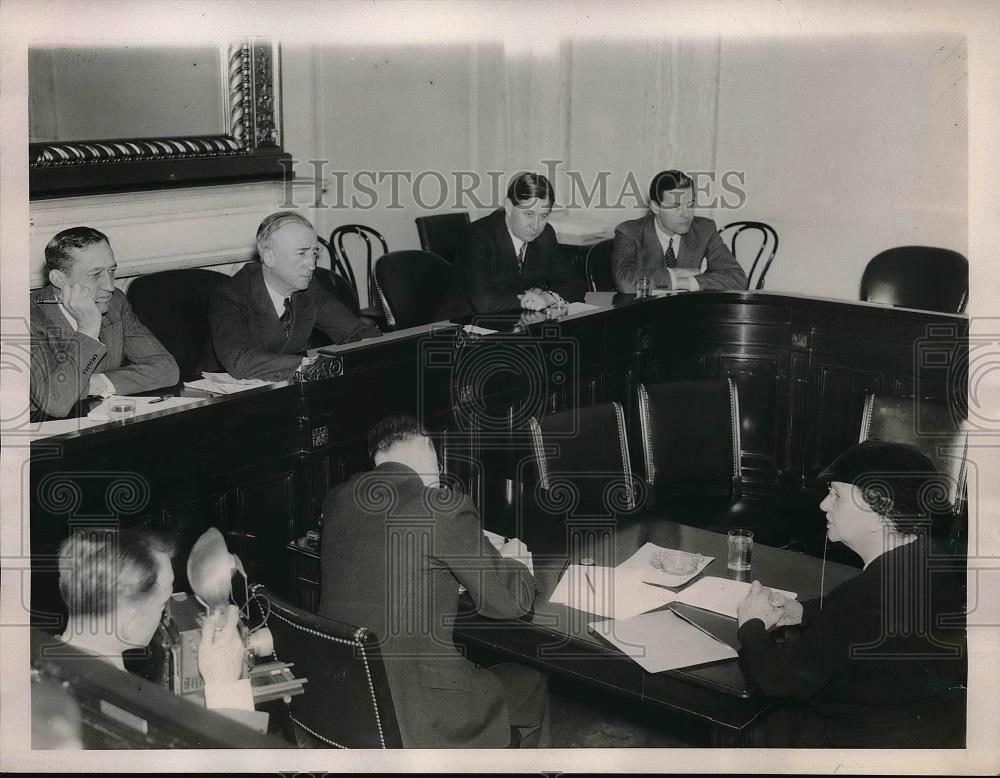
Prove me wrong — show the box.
[517,242,527,273]
[280,297,292,336]
[664,237,677,269]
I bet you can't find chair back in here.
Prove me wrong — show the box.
[374,250,461,330]
[860,246,968,313]
[584,239,615,292]
[126,268,228,381]
[637,379,741,500]
[329,225,388,309]
[528,402,637,516]
[718,221,779,290]
[247,584,402,749]
[859,394,968,515]
[414,212,470,264]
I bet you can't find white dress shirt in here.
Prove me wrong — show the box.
[652,220,700,291]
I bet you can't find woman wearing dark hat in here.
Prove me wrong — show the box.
[736,440,967,747]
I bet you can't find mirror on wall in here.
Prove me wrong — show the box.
[28,40,290,198]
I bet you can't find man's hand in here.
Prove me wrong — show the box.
[737,580,782,629]
[198,603,245,686]
[59,284,102,339]
[768,591,803,627]
[517,291,547,311]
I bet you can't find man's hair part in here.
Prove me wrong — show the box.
[44,227,110,275]
[649,169,694,205]
[506,172,555,208]
[256,211,315,255]
[58,529,175,618]
[368,414,430,463]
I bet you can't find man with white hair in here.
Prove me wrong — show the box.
[208,211,381,381]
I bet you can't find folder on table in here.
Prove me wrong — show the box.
[589,609,738,673]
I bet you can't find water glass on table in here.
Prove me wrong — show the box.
[635,276,651,298]
[108,397,136,424]
[727,529,754,571]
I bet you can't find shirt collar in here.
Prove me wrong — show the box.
[506,227,526,256]
[262,278,290,318]
[653,219,680,252]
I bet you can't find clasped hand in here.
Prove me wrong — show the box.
[736,580,803,630]
[517,288,556,311]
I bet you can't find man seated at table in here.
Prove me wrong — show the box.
[455,172,586,314]
[57,528,253,713]
[736,441,966,748]
[318,414,551,748]
[208,211,381,382]
[30,227,179,420]
[611,170,747,293]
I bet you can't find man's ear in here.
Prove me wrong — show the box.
[503,198,514,220]
[48,268,67,289]
[259,244,274,269]
[649,200,661,217]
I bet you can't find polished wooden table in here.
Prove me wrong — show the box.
[452,516,859,740]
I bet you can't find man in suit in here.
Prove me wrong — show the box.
[611,169,748,293]
[319,414,551,748]
[208,212,380,381]
[30,227,179,420]
[456,172,586,313]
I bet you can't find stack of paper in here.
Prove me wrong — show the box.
[184,372,272,395]
[589,609,737,673]
[672,576,797,619]
[548,564,677,620]
[617,542,714,588]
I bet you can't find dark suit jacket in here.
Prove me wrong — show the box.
[455,209,587,313]
[611,214,747,292]
[30,286,179,419]
[208,263,381,381]
[318,462,536,748]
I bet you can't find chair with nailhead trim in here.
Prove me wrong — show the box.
[247,584,402,748]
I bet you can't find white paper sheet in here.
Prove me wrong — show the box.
[617,542,714,588]
[549,564,678,620]
[26,416,106,440]
[184,372,272,394]
[671,576,797,619]
[565,302,600,314]
[589,609,738,673]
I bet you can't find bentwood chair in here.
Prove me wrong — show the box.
[718,221,779,290]
[528,402,639,519]
[860,246,968,313]
[373,250,464,330]
[414,212,470,265]
[127,268,228,381]
[636,379,750,532]
[584,239,615,292]
[859,393,969,547]
[329,224,389,309]
[246,584,403,748]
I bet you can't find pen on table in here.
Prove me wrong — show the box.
[583,567,597,595]
[34,299,62,305]
[148,395,171,404]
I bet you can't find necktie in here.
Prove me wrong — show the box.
[664,237,677,269]
[517,242,527,273]
[280,297,292,336]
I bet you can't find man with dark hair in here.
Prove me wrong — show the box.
[735,441,966,747]
[455,173,586,313]
[611,169,747,293]
[320,414,552,748]
[30,227,179,419]
[208,211,381,381]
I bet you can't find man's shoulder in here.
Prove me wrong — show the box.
[691,216,720,235]
[467,209,504,239]
[213,264,257,300]
[614,213,652,237]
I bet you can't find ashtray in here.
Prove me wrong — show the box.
[649,549,703,575]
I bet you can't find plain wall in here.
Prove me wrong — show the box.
[714,36,967,299]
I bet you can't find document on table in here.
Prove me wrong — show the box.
[589,609,738,673]
[672,576,797,619]
[483,530,534,575]
[28,416,106,439]
[87,395,202,421]
[549,564,678,620]
[184,372,272,395]
[617,542,714,588]
[565,302,601,315]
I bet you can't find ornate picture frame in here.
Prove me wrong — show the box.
[29,39,291,198]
